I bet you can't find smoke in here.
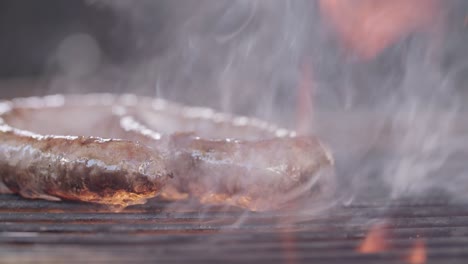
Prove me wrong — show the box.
[383,40,460,198]
[81,0,468,204]
[85,0,312,120]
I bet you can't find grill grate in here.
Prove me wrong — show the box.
[1,194,468,263]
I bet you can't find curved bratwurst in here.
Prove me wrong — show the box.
[0,94,333,211]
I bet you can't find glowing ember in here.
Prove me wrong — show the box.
[358,222,390,253]
[406,239,427,264]
[319,0,438,59]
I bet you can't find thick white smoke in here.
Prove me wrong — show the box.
[85,0,468,204]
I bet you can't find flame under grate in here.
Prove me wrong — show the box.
[0,194,468,263]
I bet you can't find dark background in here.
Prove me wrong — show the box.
[0,0,135,78]
[0,0,173,99]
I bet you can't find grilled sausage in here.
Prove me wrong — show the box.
[0,94,333,211]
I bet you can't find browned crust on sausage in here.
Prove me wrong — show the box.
[0,126,170,207]
[0,94,334,211]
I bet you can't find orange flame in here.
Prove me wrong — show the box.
[319,0,439,59]
[406,239,427,264]
[358,222,390,253]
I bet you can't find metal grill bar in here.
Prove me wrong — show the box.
[1,194,468,263]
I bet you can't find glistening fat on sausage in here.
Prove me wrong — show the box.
[0,94,333,211]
